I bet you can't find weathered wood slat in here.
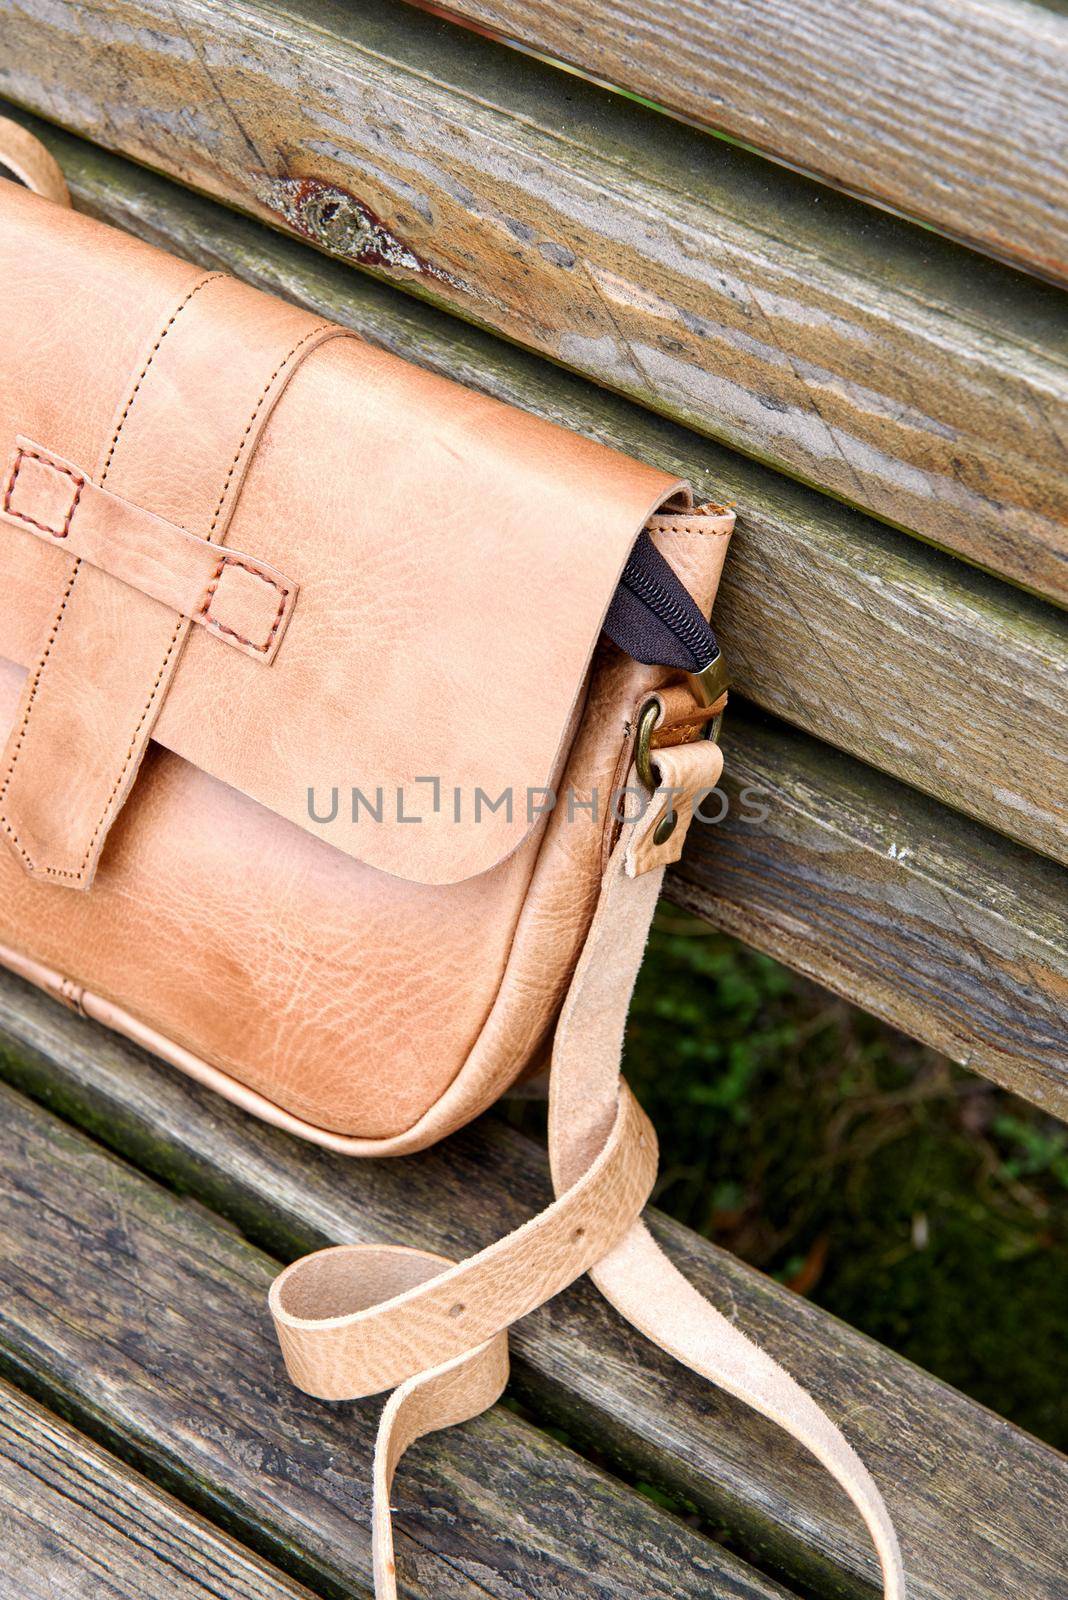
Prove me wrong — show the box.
[9,112,1067,874]
[428,0,1068,283]
[2,980,1066,1600]
[2,1,1068,603]
[0,1080,793,1600]
[0,1380,313,1600]
[683,710,1068,1115]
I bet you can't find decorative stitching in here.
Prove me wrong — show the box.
[3,301,328,879]
[0,557,81,870]
[6,445,290,653]
[207,322,330,534]
[198,557,226,613]
[98,275,226,488]
[62,615,186,879]
[2,448,84,538]
[37,315,326,879]
[647,517,732,537]
[4,615,187,881]
[198,554,290,653]
[0,272,225,879]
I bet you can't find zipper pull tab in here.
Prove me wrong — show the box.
[690,650,729,707]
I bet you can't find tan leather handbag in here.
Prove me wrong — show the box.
[0,121,904,1598]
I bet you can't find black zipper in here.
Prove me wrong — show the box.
[603,529,720,675]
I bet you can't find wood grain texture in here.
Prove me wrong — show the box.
[426,0,1068,282]
[677,709,1068,1115]
[2,2,1068,603]
[0,1080,792,1600]
[1,991,1066,1600]
[0,1380,314,1600]
[10,111,1067,870]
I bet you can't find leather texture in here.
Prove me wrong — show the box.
[624,736,725,875]
[0,269,342,888]
[270,1081,657,1397]
[0,180,684,889]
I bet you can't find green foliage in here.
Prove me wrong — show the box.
[991,1114,1068,1188]
[622,910,1068,1450]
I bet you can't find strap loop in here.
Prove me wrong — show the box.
[0,436,299,663]
[269,1081,657,1399]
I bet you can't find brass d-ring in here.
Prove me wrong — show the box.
[634,694,725,796]
[634,698,661,794]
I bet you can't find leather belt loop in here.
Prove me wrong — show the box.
[1,437,299,663]
[0,276,345,890]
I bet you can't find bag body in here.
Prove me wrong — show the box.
[0,175,732,1152]
[0,131,904,1600]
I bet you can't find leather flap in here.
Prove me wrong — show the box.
[0,182,684,885]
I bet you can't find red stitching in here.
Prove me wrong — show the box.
[98,275,226,487]
[196,557,226,616]
[199,554,289,653]
[2,448,84,538]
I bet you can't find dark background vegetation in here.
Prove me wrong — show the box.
[620,911,1067,1451]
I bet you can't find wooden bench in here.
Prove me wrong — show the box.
[0,0,1065,1595]
[3,973,1067,1600]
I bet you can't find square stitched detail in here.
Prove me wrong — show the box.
[203,556,289,654]
[3,449,83,538]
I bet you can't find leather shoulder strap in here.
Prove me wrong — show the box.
[270,737,905,1600]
